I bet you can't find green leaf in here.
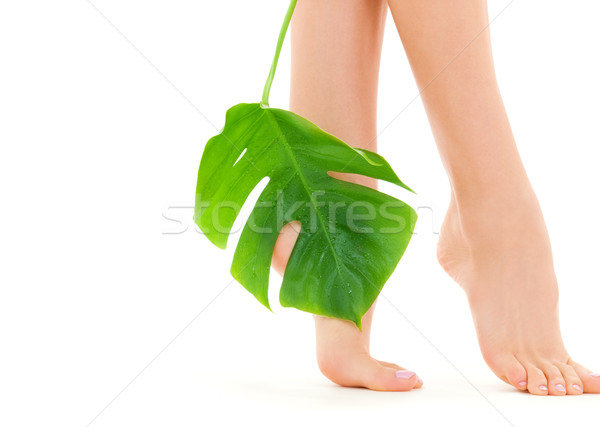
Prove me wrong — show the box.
[194,102,417,328]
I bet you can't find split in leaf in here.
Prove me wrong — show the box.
[194,0,417,328]
[194,103,416,328]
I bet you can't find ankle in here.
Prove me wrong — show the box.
[452,185,542,232]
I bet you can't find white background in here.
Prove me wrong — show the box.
[1,1,599,426]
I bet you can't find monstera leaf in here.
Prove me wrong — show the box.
[194,103,416,327]
[194,0,416,328]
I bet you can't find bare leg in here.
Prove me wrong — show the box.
[272,0,421,391]
[387,0,600,395]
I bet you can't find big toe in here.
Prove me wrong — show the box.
[365,364,421,391]
[377,360,423,389]
[319,353,420,391]
[490,355,527,391]
[568,360,600,393]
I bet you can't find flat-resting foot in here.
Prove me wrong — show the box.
[313,313,422,391]
[273,222,422,392]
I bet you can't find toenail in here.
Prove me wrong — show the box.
[590,373,600,378]
[555,384,566,392]
[417,376,423,385]
[519,381,527,387]
[573,384,582,391]
[395,370,416,379]
[539,385,548,391]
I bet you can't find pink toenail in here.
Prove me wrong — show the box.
[539,385,548,391]
[555,384,566,392]
[573,385,582,391]
[395,370,416,379]
[519,381,527,387]
[590,373,600,378]
[417,376,423,384]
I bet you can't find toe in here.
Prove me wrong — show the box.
[557,363,583,395]
[542,364,567,396]
[524,365,548,395]
[376,361,423,389]
[568,360,600,393]
[501,355,528,391]
[363,365,420,391]
[376,360,402,370]
[320,352,420,391]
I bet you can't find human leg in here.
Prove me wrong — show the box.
[272,0,421,391]
[386,0,599,395]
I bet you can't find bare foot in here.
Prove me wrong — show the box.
[273,223,422,392]
[313,312,422,392]
[437,192,600,395]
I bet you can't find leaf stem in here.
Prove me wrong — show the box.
[261,0,297,108]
